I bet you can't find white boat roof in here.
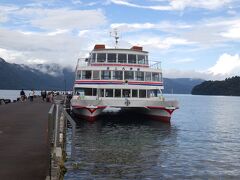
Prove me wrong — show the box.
[91,44,148,54]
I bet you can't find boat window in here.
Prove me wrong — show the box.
[75,88,83,95]
[136,71,144,81]
[107,53,117,63]
[85,88,92,96]
[92,89,97,96]
[132,89,138,97]
[128,54,136,64]
[152,72,160,81]
[75,88,95,96]
[105,89,113,97]
[147,90,150,98]
[97,53,106,62]
[145,55,148,64]
[124,71,134,80]
[147,89,160,97]
[159,73,163,82]
[139,90,146,98]
[123,89,130,97]
[113,71,123,80]
[92,71,100,80]
[76,70,81,80]
[154,89,160,97]
[82,70,92,80]
[99,89,104,97]
[101,70,111,80]
[118,54,127,63]
[115,89,121,97]
[91,53,96,62]
[145,72,151,81]
[137,55,145,64]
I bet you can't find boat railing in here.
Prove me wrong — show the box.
[149,61,162,70]
[76,58,88,69]
[76,58,162,70]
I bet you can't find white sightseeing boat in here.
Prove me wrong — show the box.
[71,36,179,122]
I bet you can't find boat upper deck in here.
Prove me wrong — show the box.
[82,44,154,67]
[76,44,162,71]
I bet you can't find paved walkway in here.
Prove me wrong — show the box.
[0,98,52,180]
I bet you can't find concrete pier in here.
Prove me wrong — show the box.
[0,98,51,180]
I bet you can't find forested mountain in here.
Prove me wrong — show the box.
[163,78,203,94]
[192,76,240,96]
[0,57,203,93]
[0,58,74,90]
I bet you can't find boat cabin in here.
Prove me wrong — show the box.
[74,88,162,99]
[87,44,149,66]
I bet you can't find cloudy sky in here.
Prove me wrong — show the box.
[0,0,240,79]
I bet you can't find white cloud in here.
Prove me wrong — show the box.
[220,23,240,39]
[128,36,193,50]
[26,58,47,64]
[163,69,210,79]
[205,18,240,40]
[110,0,233,11]
[110,22,191,32]
[0,5,108,68]
[12,8,107,30]
[0,28,98,67]
[208,53,240,76]
[0,5,18,22]
[180,17,240,48]
[171,58,195,64]
[47,29,69,36]
[170,0,232,10]
[0,48,25,63]
[78,30,90,37]
[72,0,82,5]
[0,13,8,23]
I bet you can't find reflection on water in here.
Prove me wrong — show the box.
[65,95,240,179]
[65,114,177,179]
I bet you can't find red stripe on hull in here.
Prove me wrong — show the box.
[147,115,171,123]
[146,106,176,115]
[72,105,106,109]
[73,113,98,122]
[72,106,106,122]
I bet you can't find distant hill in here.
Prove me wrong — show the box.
[0,57,203,93]
[191,76,240,96]
[0,57,74,90]
[163,78,204,94]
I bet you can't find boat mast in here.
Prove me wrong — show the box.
[110,29,119,49]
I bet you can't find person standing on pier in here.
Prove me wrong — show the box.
[29,89,34,102]
[20,89,25,102]
[41,90,47,101]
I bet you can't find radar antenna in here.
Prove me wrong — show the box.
[110,29,120,48]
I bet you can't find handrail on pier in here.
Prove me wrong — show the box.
[47,98,76,179]
[62,108,76,160]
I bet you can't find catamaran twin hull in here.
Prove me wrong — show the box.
[71,98,179,123]
[71,43,179,123]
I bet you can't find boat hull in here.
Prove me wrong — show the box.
[144,106,176,123]
[72,105,177,123]
[120,106,176,123]
[72,105,106,122]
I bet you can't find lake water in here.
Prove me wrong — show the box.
[0,89,41,101]
[64,94,240,179]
